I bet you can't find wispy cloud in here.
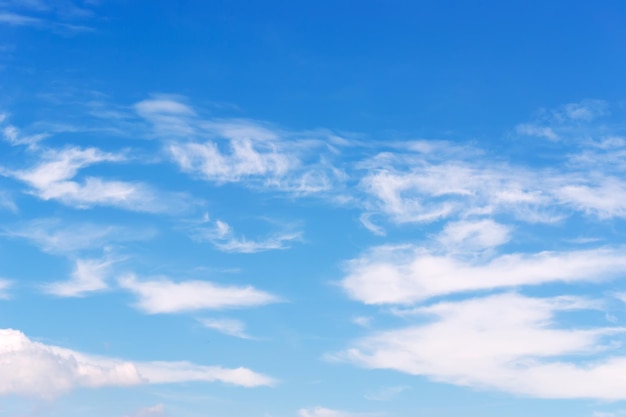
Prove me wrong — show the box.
[364,385,410,401]
[341,245,626,305]
[43,257,115,297]
[0,279,11,299]
[193,218,302,253]
[4,218,156,255]
[6,146,193,213]
[515,99,609,142]
[123,404,166,417]
[133,96,345,195]
[0,328,274,398]
[119,274,280,314]
[0,11,42,26]
[198,317,252,339]
[334,293,626,399]
[298,407,381,417]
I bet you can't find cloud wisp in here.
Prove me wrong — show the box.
[341,245,626,305]
[119,274,280,314]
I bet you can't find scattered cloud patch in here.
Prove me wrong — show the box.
[335,293,626,399]
[0,328,274,399]
[364,385,410,401]
[5,218,155,255]
[341,245,626,305]
[119,274,280,314]
[0,279,12,299]
[44,257,115,297]
[198,318,252,339]
[123,404,166,417]
[6,146,193,213]
[194,218,302,253]
[298,407,379,417]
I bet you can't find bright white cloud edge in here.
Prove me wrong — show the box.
[0,328,275,399]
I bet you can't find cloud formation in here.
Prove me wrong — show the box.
[335,293,626,399]
[341,245,626,305]
[0,328,274,398]
[119,275,280,314]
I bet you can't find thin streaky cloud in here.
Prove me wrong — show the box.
[119,274,280,314]
[341,246,626,305]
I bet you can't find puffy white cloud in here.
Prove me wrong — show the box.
[0,328,274,399]
[119,274,279,314]
[341,245,626,305]
[335,293,626,399]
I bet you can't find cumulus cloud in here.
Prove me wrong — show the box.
[0,328,274,399]
[341,245,626,305]
[334,293,626,399]
[119,274,279,314]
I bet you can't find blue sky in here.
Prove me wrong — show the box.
[2,1,626,416]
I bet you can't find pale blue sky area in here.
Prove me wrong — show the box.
[2,1,626,417]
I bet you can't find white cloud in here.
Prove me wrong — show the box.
[195,219,302,253]
[168,137,293,183]
[119,274,279,314]
[360,151,626,227]
[2,124,48,148]
[0,279,11,299]
[0,12,42,26]
[0,328,274,399]
[555,176,626,219]
[559,99,609,122]
[44,257,114,297]
[515,123,560,141]
[134,96,196,138]
[335,293,626,399]
[352,316,372,327]
[8,146,191,213]
[298,407,377,417]
[123,404,166,417]
[364,385,410,401]
[360,161,557,225]
[134,96,341,194]
[341,245,626,305]
[436,219,511,252]
[198,318,251,339]
[5,218,156,255]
